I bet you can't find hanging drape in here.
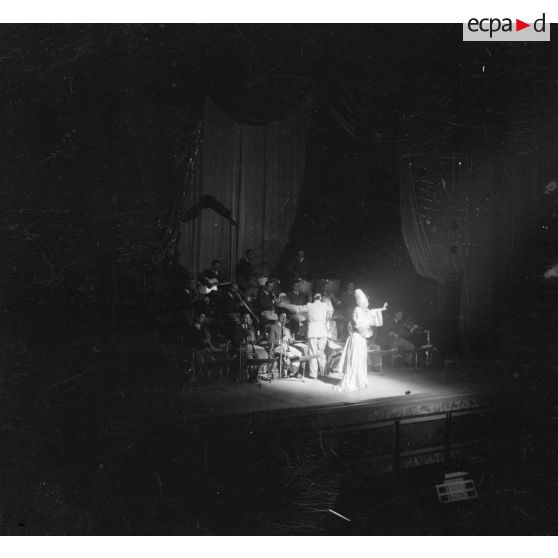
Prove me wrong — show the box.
[400,159,466,283]
[400,156,499,348]
[179,96,310,278]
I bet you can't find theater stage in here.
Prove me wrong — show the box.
[182,364,509,421]
[187,362,519,472]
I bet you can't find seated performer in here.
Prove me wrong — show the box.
[187,312,217,371]
[194,295,218,329]
[220,282,242,321]
[268,311,302,377]
[405,316,427,344]
[235,249,256,291]
[286,280,307,305]
[257,280,278,322]
[287,250,312,281]
[232,311,269,382]
[334,289,388,392]
[385,310,417,365]
[198,260,223,294]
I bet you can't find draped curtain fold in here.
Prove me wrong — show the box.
[180,96,310,278]
[400,162,465,283]
[400,156,498,349]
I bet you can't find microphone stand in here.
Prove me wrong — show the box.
[239,325,255,381]
[204,325,214,353]
[236,292,261,333]
[279,324,284,379]
[250,336,258,383]
[238,337,243,382]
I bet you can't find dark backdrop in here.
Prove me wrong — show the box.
[2,24,558,354]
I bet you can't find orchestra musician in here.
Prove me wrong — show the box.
[383,310,430,366]
[232,311,269,382]
[235,249,256,291]
[257,280,278,322]
[199,260,221,288]
[188,312,217,372]
[268,311,302,377]
[221,282,242,321]
[197,260,233,296]
[287,250,312,281]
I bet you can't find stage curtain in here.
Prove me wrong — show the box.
[180,97,310,279]
[400,160,466,283]
[400,156,499,349]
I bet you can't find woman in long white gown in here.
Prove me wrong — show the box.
[334,289,387,392]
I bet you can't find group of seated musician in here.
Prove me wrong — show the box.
[178,250,435,381]
[182,251,364,379]
[184,304,309,382]
[378,310,432,366]
[180,254,328,381]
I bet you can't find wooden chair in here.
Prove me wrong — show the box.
[192,346,233,384]
[243,357,277,383]
[411,344,436,369]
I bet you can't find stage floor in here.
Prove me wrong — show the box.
[182,364,506,420]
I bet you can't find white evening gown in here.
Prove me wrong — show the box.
[334,306,383,392]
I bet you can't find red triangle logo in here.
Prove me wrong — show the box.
[516,19,530,31]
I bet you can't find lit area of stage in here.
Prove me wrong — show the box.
[182,364,506,420]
